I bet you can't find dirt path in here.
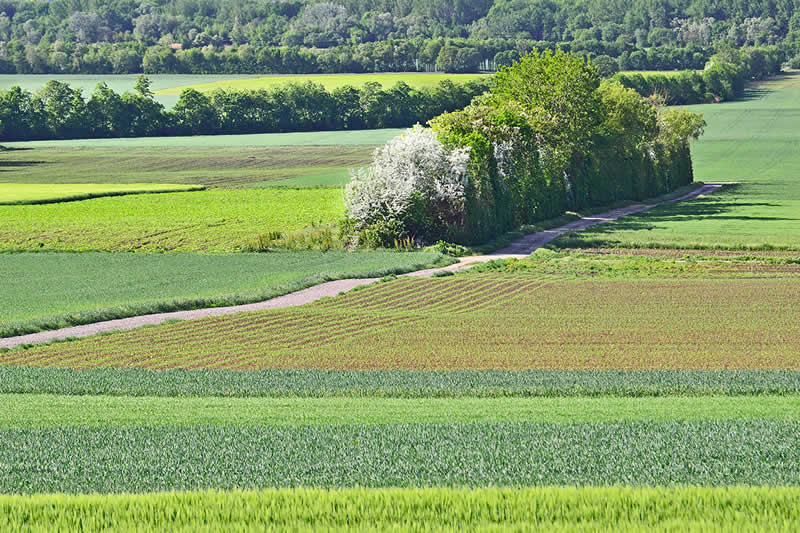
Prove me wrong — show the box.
[1,183,724,350]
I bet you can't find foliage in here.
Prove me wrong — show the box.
[0,251,448,338]
[0,77,490,141]
[344,125,470,245]
[2,421,800,492]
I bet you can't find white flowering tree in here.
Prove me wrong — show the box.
[344,125,470,245]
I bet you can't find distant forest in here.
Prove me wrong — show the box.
[0,0,799,74]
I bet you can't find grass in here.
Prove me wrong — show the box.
[3,367,800,398]
[1,394,797,428]
[2,128,403,149]
[0,183,204,204]
[0,188,345,252]
[551,72,800,250]
[2,486,799,532]
[0,251,449,337]
[155,72,492,95]
[2,421,799,492]
[13,272,799,371]
[0,145,376,188]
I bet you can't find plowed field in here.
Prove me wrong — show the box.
[7,273,800,371]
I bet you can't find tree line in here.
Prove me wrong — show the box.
[344,50,706,247]
[0,77,490,141]
[1,0,799,74]
[613,45,784,105]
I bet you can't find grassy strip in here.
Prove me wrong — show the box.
[0,184,206,205]
[3,394,798,428]
[0,251,451,338]
[2,421,799,492]
[3,367,800,398]
[2,487,800,532]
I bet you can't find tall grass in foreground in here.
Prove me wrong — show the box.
[2,487,799,532]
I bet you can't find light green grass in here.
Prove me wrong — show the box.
[0,183,204,204]
[0,251,448,337]
[0,146,374,188]
[2,487,800,532]
[0,73,263,108]
[0,188,344,252]
[156,72,491,95]
[2,394,797,428]
[552,72,800,250]
[2,128,403,149]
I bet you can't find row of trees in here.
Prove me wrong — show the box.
[613,45,785,104]
[0,76,490,141]
[344,50,706,246]
[1,0,800,74]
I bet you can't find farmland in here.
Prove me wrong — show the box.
[156,72,492,94]
[0,183,204,204]
[0,188,344,252]
[4,71,800,529]
[8,271,799,371]
[0,251,447,338]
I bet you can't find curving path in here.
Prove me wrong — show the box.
[1,183,724,350]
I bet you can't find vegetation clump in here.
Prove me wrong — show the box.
[344,50,705,246]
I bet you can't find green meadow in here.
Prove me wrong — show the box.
[0,183,204,204]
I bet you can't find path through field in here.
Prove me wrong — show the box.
[1,183,723,350]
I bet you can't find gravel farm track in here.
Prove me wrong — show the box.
[1,182,724,350]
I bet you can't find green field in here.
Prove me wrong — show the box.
[0,183,204,204]
[0,145,376,188]
[0,251,447,337]
[552,73,800,250]
[156,72,492,95]
[0,188,345,252]
[1,394,797,428]
[3,487,798,532]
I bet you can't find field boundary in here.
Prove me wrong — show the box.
[0,182,725,350]
[0,185,206,206]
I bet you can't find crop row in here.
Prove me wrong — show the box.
[2,420,799,493]
[4,394,799,429]
[5,366,800,398]
[3,487,800,532]
[7,277,799,371]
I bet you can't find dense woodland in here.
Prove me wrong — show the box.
[0,0,799,74]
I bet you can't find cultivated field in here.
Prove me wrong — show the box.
[0,188,344,252]
[0,183,204,204]
[3,73,800,529]
[0,251,446,337]
[156,72,492,95]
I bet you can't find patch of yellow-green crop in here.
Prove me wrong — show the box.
[0,183,204,205]
[0,188,344,252]
[156,72,491,95]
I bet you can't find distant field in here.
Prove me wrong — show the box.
[0,183,203,204]
[3,487,800,531]
[0,251,447,338]
[0,73,262,108]
[10,271,800,371]
[2,128,402,149]
[0,145,376,188]
[0,188,344,252]
[552,72,800,250]
[156,72,492,95]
